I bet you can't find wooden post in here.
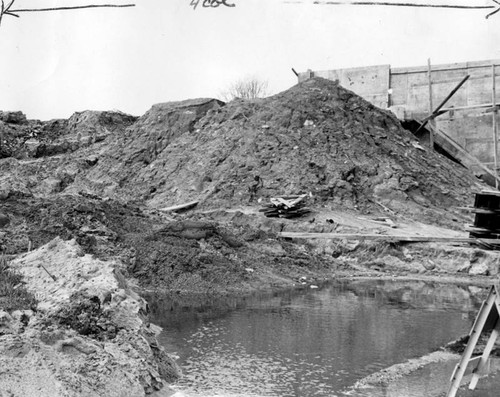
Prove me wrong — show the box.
[469,320,500,389]
[492,64,499,189]
[428,58,434,149]
[447,286,500,397]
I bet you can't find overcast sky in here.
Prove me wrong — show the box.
[0,0,499,120]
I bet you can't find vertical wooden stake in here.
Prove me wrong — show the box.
[427,58,434,149]
[447,286,499,397]
[469,320,500,390]
[492,64,499,189]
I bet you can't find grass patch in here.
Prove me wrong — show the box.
[0,254,37,312]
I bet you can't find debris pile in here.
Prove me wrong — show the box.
[0,78,485,229]
[260,194,311,218]
[76,77,482,228]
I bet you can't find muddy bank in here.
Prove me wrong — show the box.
[2,195,500,396]
[348,351,500,397]
[0,238,179,397]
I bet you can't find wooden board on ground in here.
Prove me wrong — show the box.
[278,232,473,243]
[159,200,199,212]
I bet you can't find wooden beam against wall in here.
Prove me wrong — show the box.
[415,74,470,133]
[441,103,499,112]
[428,58,434,149]
[493,64,499,189]
[427,123,500,187]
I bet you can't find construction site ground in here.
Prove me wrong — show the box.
[1,78,500,396]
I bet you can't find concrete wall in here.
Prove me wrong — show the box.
[298,60,500,170]
[299,65,390,109]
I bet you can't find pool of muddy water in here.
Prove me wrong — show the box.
[149,281,486,397]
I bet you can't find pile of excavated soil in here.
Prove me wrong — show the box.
[0,195,333,295]
[62,78,481,228]
[0,78,484,229]
[0,110,136,159]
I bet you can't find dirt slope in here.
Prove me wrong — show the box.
[70,78,483,228]
[1,238,179,397]
[0,78,484,229]
[0,110,136,159]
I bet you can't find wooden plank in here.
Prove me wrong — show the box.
[467,226,500,234]
[428,58,435,148]
[469,320,500,390]
[278,232,472,243]
[492,64,499,188]
[391,59,500,75]
[479,189,500,196]
[416,75,470,133]
[428,123,500,186]
[270,194,307,208]
[159,200,199,212]
[471,208,500,214]
[270,198,292,208]
[464,137,496,145]
[287,194,307,207]
[485,105,500,113]
[447,286,500,397]
[358,216,398,228]
[441,103,497,112]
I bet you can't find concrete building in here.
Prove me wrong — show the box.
[298,60,500,185]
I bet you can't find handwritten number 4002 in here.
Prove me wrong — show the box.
[190,0,235,9]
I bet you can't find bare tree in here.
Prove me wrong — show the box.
[220,77,268,101]
[0,1,135,27]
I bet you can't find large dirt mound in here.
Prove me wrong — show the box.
[0,78,483,227]
[68,78,482,225]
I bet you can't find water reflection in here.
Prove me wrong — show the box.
[150,281,485,397]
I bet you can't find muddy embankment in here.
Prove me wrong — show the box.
[1,237,179,397]
[1,78,500,395]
